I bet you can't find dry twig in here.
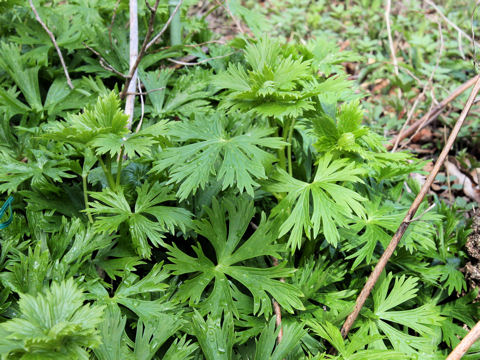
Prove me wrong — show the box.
[387,75,480,150]
[391,22,444,152]
[446,320,480,360]
[425,0,480,49]
[340,75,480,339]
[166,52,234,66]
[214,0,244,34]
[109,0,122,48]
[83,43,127,78]
[145,0,184,50]
[28,0,73,89]
[121,0,174,104]
[385,0,399,77]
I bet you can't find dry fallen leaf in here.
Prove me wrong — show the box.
[445,161,480,202]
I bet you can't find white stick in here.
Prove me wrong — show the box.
[125,0,139,128]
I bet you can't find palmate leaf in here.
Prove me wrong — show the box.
[46,92,129,146]
[265,154,365,249]
[344,197,442,270]
[141,67,215,118]
[166,196,304,318]
[361,273,444,355]
[308,320,407,360]
[292,257,355,324]
[0,148,75,194]
[214,37,351,119]
[254,318,306,360]
[87,182,191,258]
[0,42,42,112]
[0,278,104,360]
[93,305,130,360]
[89,262,176,320]
[133,315,183,360]
[90,120,167,159]
[343,199,399,269]
[192,311,234,360]
[152,114,285,200]
[162,335,199,360]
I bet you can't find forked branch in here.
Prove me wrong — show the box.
[120,0,162,101]
[340,75,480,338]
[28,0,73,89]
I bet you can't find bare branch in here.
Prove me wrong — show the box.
[83,43,127,78]
[387,74,480,150]
[425,0,480,49]
[215,0,244,34]
[446,320,480,360]
[385,0,399,77]
[109,0,122,48]
[145,0,184,51]
[126,87,165,95]
[391,22,444,152]
[120,0,162,102]
[340,75,480,339]
[28,0,73,89]
[166,52,234,66]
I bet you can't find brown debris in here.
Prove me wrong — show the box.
[463,214,480,292]
[411,127,433,144]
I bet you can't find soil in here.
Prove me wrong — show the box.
[463,214,480,291]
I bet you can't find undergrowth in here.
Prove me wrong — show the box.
[0,0,478,359]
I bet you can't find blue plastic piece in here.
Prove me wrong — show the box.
[0,196,14,230]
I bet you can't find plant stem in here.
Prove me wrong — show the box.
[98,157,116,189]
[116,147,124,187]
[286,118,296,176]
[82,175,94,224]
[272,118,286,171]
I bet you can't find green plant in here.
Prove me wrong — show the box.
[0,1,477,359]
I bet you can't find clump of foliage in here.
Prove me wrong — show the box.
[0,0,478,359]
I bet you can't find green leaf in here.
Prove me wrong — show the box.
[0,149,75,194]
[308,320,408,359]
[254,318,306,360]
[166,196,303,317]
[214,37,351,119]
[133,315,183,360]
[87,182,191,258]
[265,154,365,249]
[192,311,234,360]
[362,273,444,355]
[46,92,129,146]
[152,114,285,200]
[0,42,42,111]
[93,305,130,360]
[0,278,104,359]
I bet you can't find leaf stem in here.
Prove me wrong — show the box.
[273,118,286,171]
[82,175,94,224]
[116,147,124,187]
[98,157,116,189]
[286,118,296,176]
